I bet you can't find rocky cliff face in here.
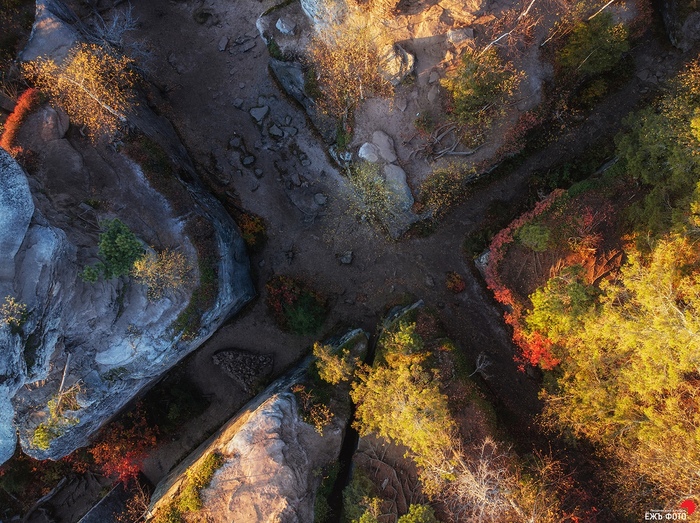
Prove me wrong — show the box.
[0,0,255,464]
[149,329,368,522]
[662,0,700,51]
[201,392,341,522]
[0,122,253,463]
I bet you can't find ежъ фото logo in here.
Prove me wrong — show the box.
[645,499,697,520]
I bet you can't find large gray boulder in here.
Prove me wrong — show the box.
[19,0,79,62]
[149,329,368,522]
[0,131,254,463]
[201,392,341,522]
[661,0,700,51]
[0,0,255,464]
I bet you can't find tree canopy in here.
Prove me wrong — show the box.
[557,12,629,76]
[24,43,136,141]
[525,59,700,509]
[350,320,455,468]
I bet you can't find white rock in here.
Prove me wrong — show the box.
[218,36,229,51]
[358,143,380,163]
[275,17,296,35]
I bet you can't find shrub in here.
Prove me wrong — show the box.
[80,265,100,283]
[83,219,143,281]
[343,469,381,523]
[306,15,392,119]
[0,295,27,329]
[98,219,143,278]
[419,165,473,216]
[31,422,62,451]
[151,504,182,523]
[266,276,327,335]
[177,452,224,512]
[0,87,40,154]
[445,271,466,293]
[348,161,397,226]
[440,48,521,128]
[235,211,267,251]
[133,248,192,300]
[23,43,137,141]
[31,386,82,451]
[516,223,551,252]
[89,403,158,483]
[557,12,629,77]
[313,342,355,385]
[291,384,334,434]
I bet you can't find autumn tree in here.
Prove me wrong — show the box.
[24,42,137,141]
[537,235,700,509]
[557,12,629,77]
[306,15,393,120]
[440,47,522,128]
[133,248,192,300]
[351,320,455,471]
[313,341,356,385]
[89,403,158,483]
[616,59,700,239]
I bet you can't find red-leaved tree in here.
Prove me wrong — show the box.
[89,404,158,483]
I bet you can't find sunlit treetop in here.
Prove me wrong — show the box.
[24,43,137,142]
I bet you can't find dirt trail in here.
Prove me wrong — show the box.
[130,0,687,489]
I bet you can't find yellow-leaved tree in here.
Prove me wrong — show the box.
[24,43,136,141]
[538,235,700,509]
[133,249,192,301]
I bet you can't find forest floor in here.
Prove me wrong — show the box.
[123,0,690,515]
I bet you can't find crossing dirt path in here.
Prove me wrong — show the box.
[128,2,686,508]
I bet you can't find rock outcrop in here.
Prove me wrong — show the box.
[0,0,255,464]
[661,0,700,51]
[356,130,419,238]
[202,392,339,522]
[0,123,253,463]
[149,329,368,522]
